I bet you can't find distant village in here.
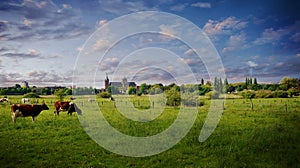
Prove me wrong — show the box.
[0,75,299,98]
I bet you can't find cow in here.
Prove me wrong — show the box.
[21,98,30,103]
[11,103,49,123]
[0,98,9,103]
[54,101,82,116]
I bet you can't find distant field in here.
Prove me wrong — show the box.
[0,96,299,167]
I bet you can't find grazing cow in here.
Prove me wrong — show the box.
[54,101,82,116]
[11,103,49,123]
[0,98,9,103]
[21,98,30,103]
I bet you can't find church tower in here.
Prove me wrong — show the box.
[104,73,109,90]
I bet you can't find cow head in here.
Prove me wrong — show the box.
[41,103,49,110]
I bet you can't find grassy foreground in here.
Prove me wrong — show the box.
[0,96,299,167]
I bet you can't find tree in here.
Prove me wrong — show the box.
[253,78,258,85]
[165,86,181,106]
[139,83,148,95]
[224,78,229,86]
[199,84,211,95]
[280,77,298,91]
[127,87,136,95]
[54,89,67,101]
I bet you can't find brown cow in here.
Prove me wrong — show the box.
[11,103,49,123]
[54,101,82,116]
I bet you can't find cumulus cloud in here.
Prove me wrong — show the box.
[191,2,211,8]
[222,32,248,53]
[203,16,247,36]
[98,0,149,15]
[247,61,258,67]
[254,21,300,45]
[98,57,120,72]
[0,0,91,41]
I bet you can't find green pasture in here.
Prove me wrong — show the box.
[0,95,299,167]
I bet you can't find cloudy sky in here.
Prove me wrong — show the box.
[0,0,299,88]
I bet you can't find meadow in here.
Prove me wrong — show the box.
[0,95,299,167]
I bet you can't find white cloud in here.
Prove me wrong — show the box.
[203,16,247,36]
[23,19,33,27]
[97,19,107,27]
[159,24,178,38]
[296,53,300,58]
[247,61,258,67]
[170,3,188,11]
[222,32,247,53]
[191,2,211,8]
[93,39,111,51]
[254,21,300,45]
[98,0,148,15]
[254,28,289,45]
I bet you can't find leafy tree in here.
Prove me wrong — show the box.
[199,84,211,95]
[205,81,212,86]
[165,86,181,106]
[139,83,148,95]
[251,84,261,91]
[280,77,298,91]
[226,84,235,93]
[127,87,136,95]
[54,89,67,101]
[287,88,299,97]
[108,86,120,94]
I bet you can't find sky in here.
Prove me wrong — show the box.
[0,0,299,88]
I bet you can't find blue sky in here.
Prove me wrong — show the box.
[0,0,299,88]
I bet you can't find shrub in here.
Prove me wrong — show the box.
[23,92,40,98]
[239,90,255,99]
[205,91,220,99]
[98,92,111,98]
[182,91,199,106]
[287,88,299,97]
[254,90,273,98]
[272,90,288,98]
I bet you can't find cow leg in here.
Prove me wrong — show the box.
[32,116,35,122]
[54,110,59,116]
[12,113,16,123]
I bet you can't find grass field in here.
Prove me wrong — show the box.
[0,95,299,167]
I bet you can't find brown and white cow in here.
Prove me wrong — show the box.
[54,101,82,116]
[11,103,49,123]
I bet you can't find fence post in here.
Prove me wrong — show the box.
[285,103,287,112]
